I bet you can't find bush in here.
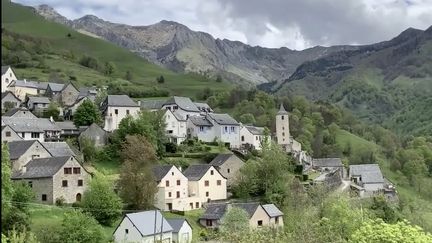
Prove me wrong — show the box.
[55,197,65,206]
[165,142,178,153]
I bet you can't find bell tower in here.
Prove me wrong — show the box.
[276,104,290,145]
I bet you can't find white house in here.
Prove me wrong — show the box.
[162,96,201,119]
[2,117,61,142]
[349,164,385,197]
[166,219,192,243]
[187,115,215,143]
[206,113,240,148]
[152,165,190,211]
[101,95,140,132]
[240,125,269,150]
[113,210,173,243]
[1,66,17,92]
[164,109,187,144]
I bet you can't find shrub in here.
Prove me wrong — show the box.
[165,142,178,153]
[55,197,66,206]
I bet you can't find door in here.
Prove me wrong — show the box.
[76,193,82,202]
[167,203,172,211]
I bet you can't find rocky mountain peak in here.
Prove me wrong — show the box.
[35,4,71,26]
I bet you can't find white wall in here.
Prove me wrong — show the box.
[276,114,290,145]
[186,122,215,143]
[104,106,140,132]
[240,127,264,150]
[164,110,187,145]
[1,68,17,92]
[217,124,240,148]
[155,166,189,211]
[188,166,227,205]
[174,222,192,243]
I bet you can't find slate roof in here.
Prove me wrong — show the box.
[189,116,213,126]
[349,164,384,184]
[233,202,260,218]
[312,158,343,167]
[2,117,61,132]
[3,107,31,117]
[105,95,139,107]
[10,80,39,89]
[123,211,173,236]
[164,96,200,112]
[140,99,166,110]
[166,218,189,233]
[199,204,227,220]
[277,104,288,115]
[183,164,213,181]
[152,165,174,182]
[1,91,20,101]
[37,82,49,90]
[245,125,265,135]
[47,83,65,92]
[194,102,213,112]
[262,204,284,217]
[56,121,78,130]
[171,110,186,121]
[8,140,44,160]
[42,142,76,157]
[12,156,71,179]
[1,65,10,75]
[207,113,239,125]
[209,153,236,167]
[28,96,50,104]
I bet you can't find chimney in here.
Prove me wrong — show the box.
[49,116,54,123]
[21,166,27,173]
[137,100,141,106]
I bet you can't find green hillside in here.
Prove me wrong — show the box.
[1,0,231,97]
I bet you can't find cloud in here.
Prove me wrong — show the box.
[14,0,432,50]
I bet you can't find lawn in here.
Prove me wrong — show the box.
[336,129,379,153]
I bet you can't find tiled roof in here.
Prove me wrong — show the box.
[55,121,77,130]
[277,104,288,115]
[2,117,60,132]
[171,110,186,121]
[199,204,227,220]
[124,211,173,236]
[262,204,284,217]
[8,140,43,160]
[194,102,213,112]
[152,165,174,182]
[245,125,265,135]
[1,65,10,75]
[209,153,236,167]
[3,107,31,117]
[12,156,71,179]
[10,80,39,89]
[207,113,239,125]
[140,99,167,110]
[232,202,260,218]
[166,218,189,233]
[189,115,213,126]
[164,96,200,112]
[28,96,51,104]
[105,95,139,107]
[37,82,49,90]
[42,142,76,157]
[183,164,213,181]
[349,164,384,183]
[47,83,65,92]
[312,158,343,167]
[1,91,20,101]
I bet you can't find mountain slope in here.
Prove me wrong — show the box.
[275,26,432,135]
[35,4,353,85]
[1,1,230,97]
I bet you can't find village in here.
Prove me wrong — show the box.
[2,65,398,243]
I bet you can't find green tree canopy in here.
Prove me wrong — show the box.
[73,100,102,127]
[219,207,250,242]
[59,210,104,243]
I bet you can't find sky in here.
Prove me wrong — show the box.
[15,0,432,50]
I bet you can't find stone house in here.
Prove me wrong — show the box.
[1,91,21,112]
[349,164,385,197]
[113,210,173,243]
[45,82,65,100]
[3,107,37,118]
[8,79,40,100]
[7,140,52,172]
[2,117,61,141]
[42,142,76,158]
[2,125,22,143]
[240,125,268,150]
[209,153,245,187]
[59,82,79,106]
[78,123,107,148]
[199,202,284,229]
[78,87,97,102]
[183,164,227,207]
[139,99,167,111]
[11,156,90,204]
[101,95,140,132]
[27,96,51,112]
[63,96,91,120]
[1,66,17,92]
[165,109,187,145]
[166,218,192,243]
[152,165,190,211]
[312,158,345,178]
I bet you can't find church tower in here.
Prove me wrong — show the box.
[276,103,290,145]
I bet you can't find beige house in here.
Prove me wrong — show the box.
[199,202,284,229]
[8,80,40,100]
[7,140,52,171]
[113,210,173,243]
[209,153,245,187]
[153,165,190,211]
[183,164,227,208]
[11,156,90,204]
[101,95,140,132]
[1,66,17,92]
[2,125,22,143]
[1,91,21,112]
[2,117,61,142]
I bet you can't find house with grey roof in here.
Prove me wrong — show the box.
[194,102,213,113]
[78,87,98,102]
[27,96,51,112]
[63,96,92,120]
[138,99,167,111]
[183,164,227,207]
[42,142,76,158]
[3,107,37,118]
[45,82,65,98]
[162,96,201,118]
[78,123,107,148]
[240,125,269,150]
[1,91,21,112]
[312,158,345,178]
[349,164,385,197]
[11,155,90,204]
[164,108,188,144]
[199,202,284,229]
[59,82,79,107]
[2,117,61,142]
[7,140,52,172]
[101,95,140,132]
[209,153,244,187]
[55,121,81,138]
[113,210,173,243]
[7,79,40,100]
[166,218,192,243]
[2,125,22,143]
[1,65,17,93]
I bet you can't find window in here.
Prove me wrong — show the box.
[21,132,25,138]
[168,192,172,198]
[32,154,40,160]
[114,109,118,115]
[199,126,204,132]
[204,180,209,187]
[281,115,284,120]
[196,202,199,208]
[190,203,193,209]
[62,180,68,187]
[5,131,11,137]
[206,219,213,226]
[78,180,83,187]
[126,110,130,115]
[125,229,129,234]
[176,191,180,198]
[73,167,81,174]
[282,126,285,130]
[230,126,235,132]
[28,181,33,188]
[257,220,263,227]
[206,192,209,197]
[64,168,72,174]
[241,136,244,142]
[282,132,285,136]
[172,172,174,176]
[256,136,259,140]
[275,216,279,224]
[224,126,228,132]
[42,194,47,201]
[217,180,221,186]
[227,168,230,173]
[177,180,180,186]
[210,170,214,175]
[166,180,170,187]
